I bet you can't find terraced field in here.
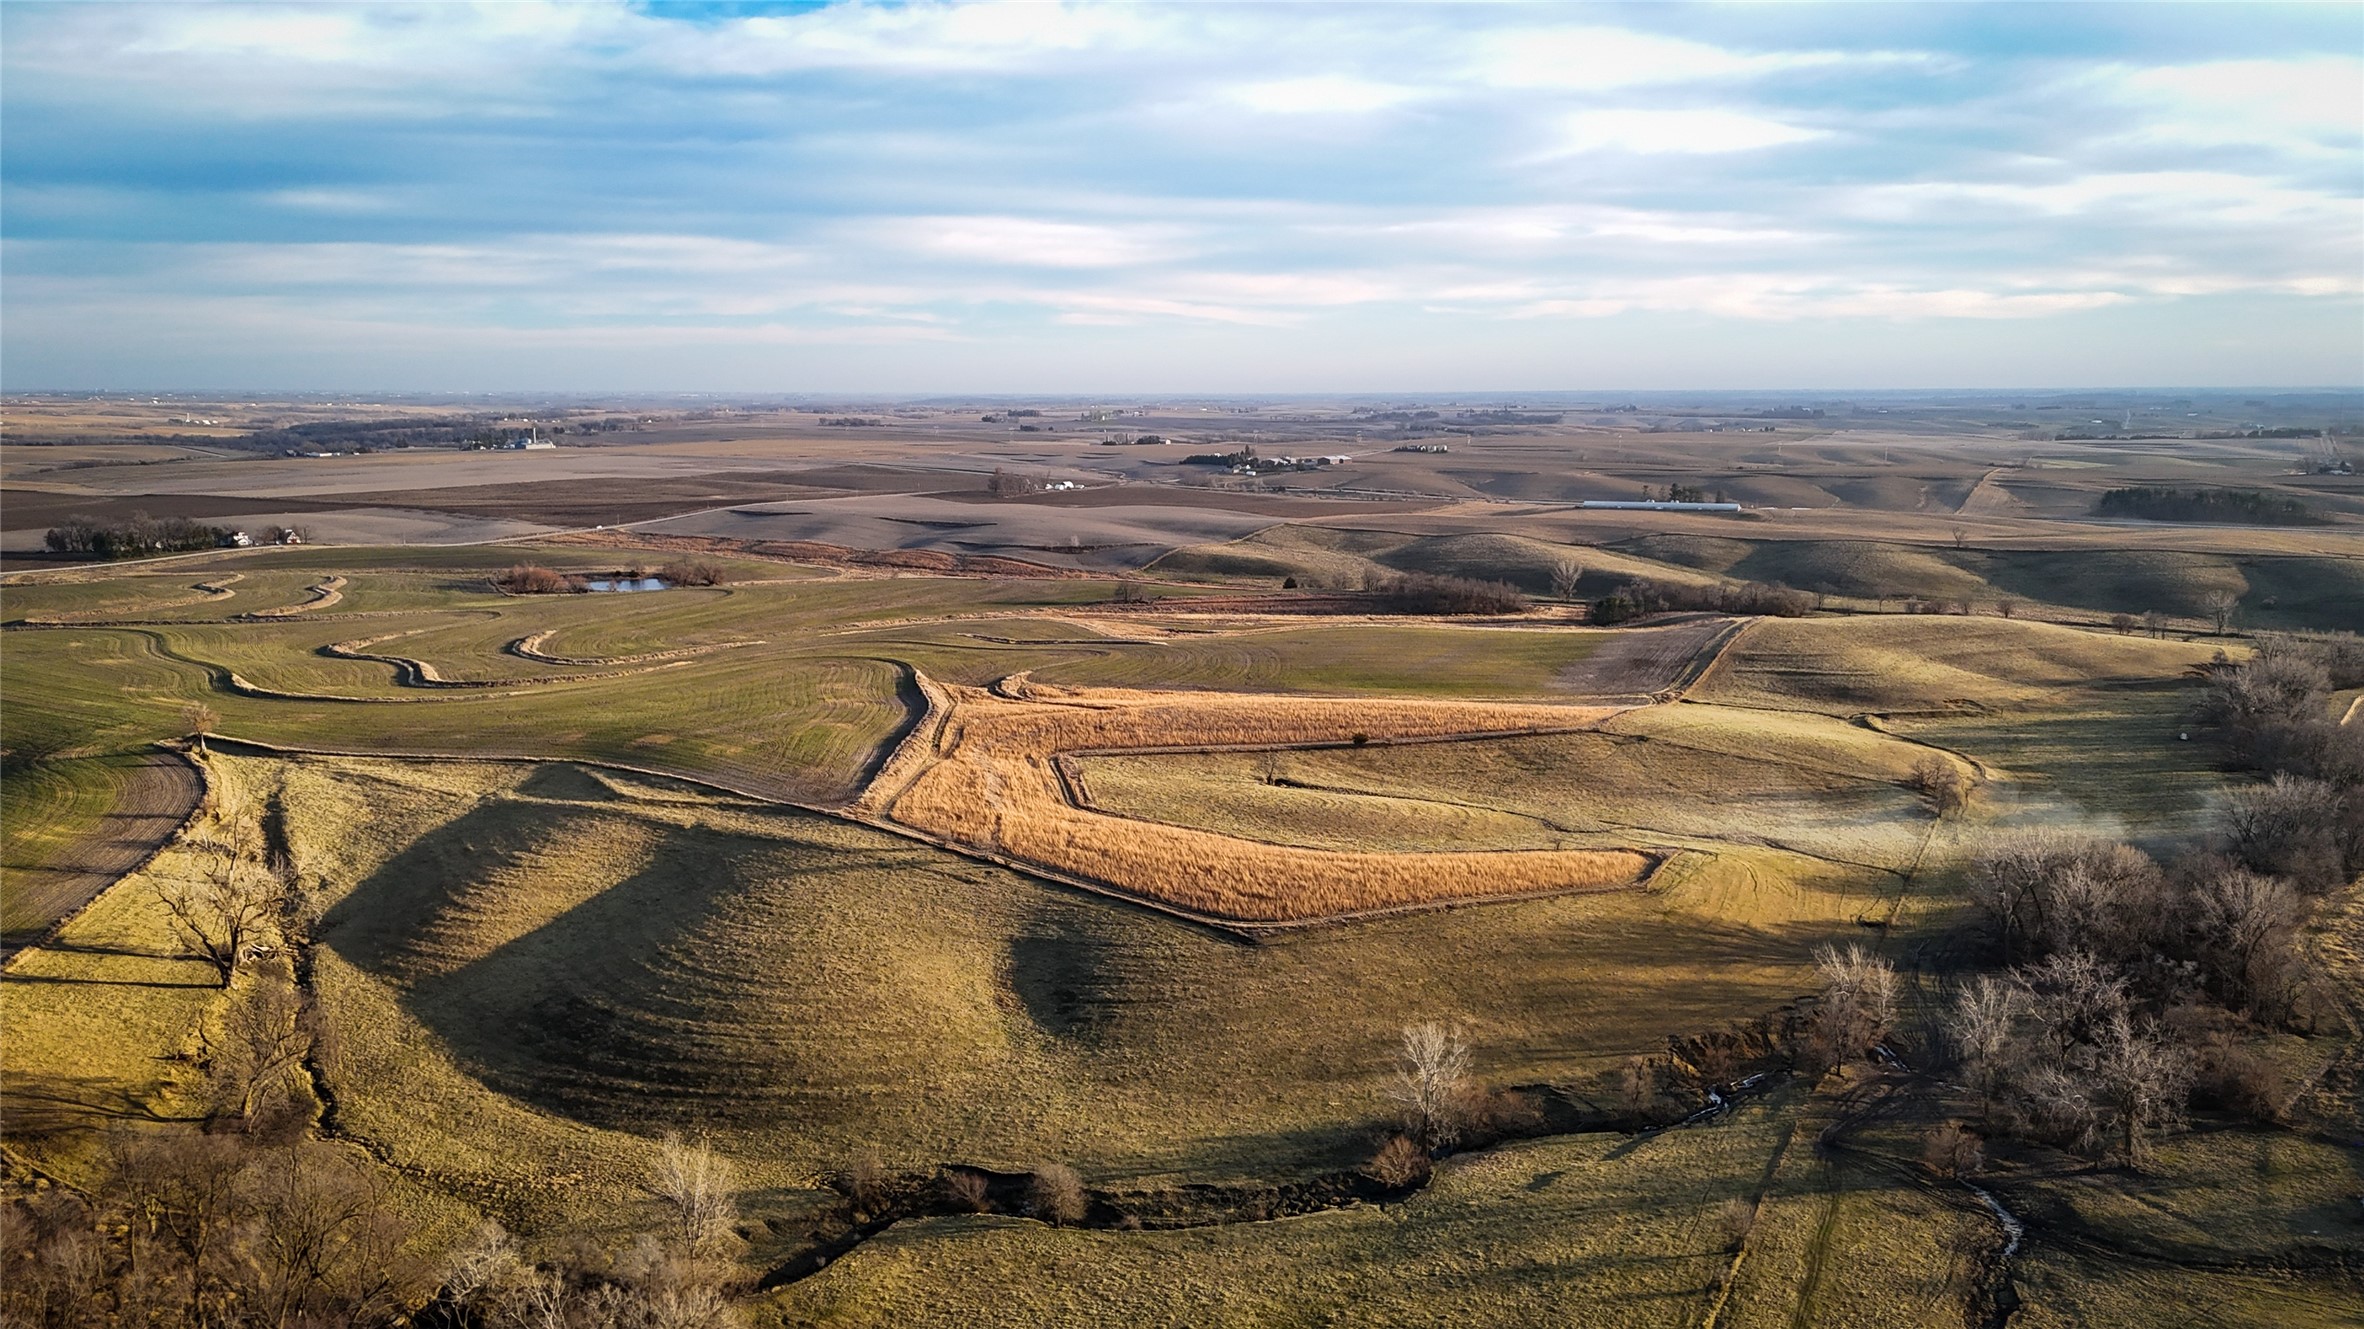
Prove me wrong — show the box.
[2,539,2353,1328]
[1153,523,2364,632]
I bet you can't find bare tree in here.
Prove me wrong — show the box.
[1968,834,2164,964]
[1549,558,1583,602]
[1995,598,2020,620]
[2224,773,2351,892]
[243,1144,426,1328]
[2086,1012,2191,1166]
[214,977,314,1130]
[2013,950,2130,1059]
[1947,975,2026,1123]
[2179,860,2302,1018]
[2142,609,2165,639]
[441,1220,527,1320]
[1027,1163,1087,1226]
[154,844,277,987]
[1908,755,1974,818]
[181,701,219,755]
[1255,750,1285,786]
[649,1135,738,1257]
[2203,590,2239,636]
[1812,943,1899,1065]
[2110,612,2138,635]
[1387,1021,1472,1150]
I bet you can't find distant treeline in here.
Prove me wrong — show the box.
[1366,571,1528,615]
[232,416,508,453]
[2094,487,2321,526]
[44,513,233,558]
[1590,578,1818,626]
[1454,411,1564,425]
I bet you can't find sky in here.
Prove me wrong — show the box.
[3,1,2360,393]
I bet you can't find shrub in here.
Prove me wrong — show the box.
[2184,1028,2288,1125]
[1617,1055,1680,1123]
[1027,1164,1087,1226]
[1363,1134,1431,1188]
[835,1152,889,1217]
[494,564,580,594]
[656,560,728,587]
[937,1170,991,1214]
[1920,1123,1985,1179]
[1712,1196,1757,1250]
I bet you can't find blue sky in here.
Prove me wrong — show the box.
[4,2,2359,392]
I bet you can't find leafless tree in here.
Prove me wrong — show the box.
[2204,590,2239,636]
[1255,750,1285,786]
[2087,1012,2191,1166]
[649,1134,738,1257]
[2013,950,2130,1059]
[181,701,219,754]
[1968,833,2164,964]
[214,976,314,1130]
[1027,1163,1087,1226]
[2224,773,2352,892]
[155,843,278,987]
[1812,944,1899,1065]
[1948,975,2027,1123]
[1908,754,1974,818]
[1387,1021,1472,1149]
[243,1144,426,1328]
[2110,612,2138,635]
[2142,608,2165,639]
[108,1130,254,1325]
[441,1219,527,1320]
[1549,558,1583,602]
[2179,860,2302,1018]
[1995,598,2019,620]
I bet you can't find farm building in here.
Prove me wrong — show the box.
[1579,500,1743,512]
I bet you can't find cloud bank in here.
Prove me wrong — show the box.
[3,1,2357,390]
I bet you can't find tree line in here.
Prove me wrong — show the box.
[44,513,237,558]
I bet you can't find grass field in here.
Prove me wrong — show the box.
[2,535,2353,1326]
[1074,702,1942,877]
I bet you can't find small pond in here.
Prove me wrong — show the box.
[582,577,672,592]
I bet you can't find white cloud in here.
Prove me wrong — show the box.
[1545,108,1825,155]
[1225,75,1423,115]
[1850,171,2361,227]
[1472,26,1858,91]
[2113,56,2364,154]
[1508,275,2134,321]
[877,216,1188,269]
